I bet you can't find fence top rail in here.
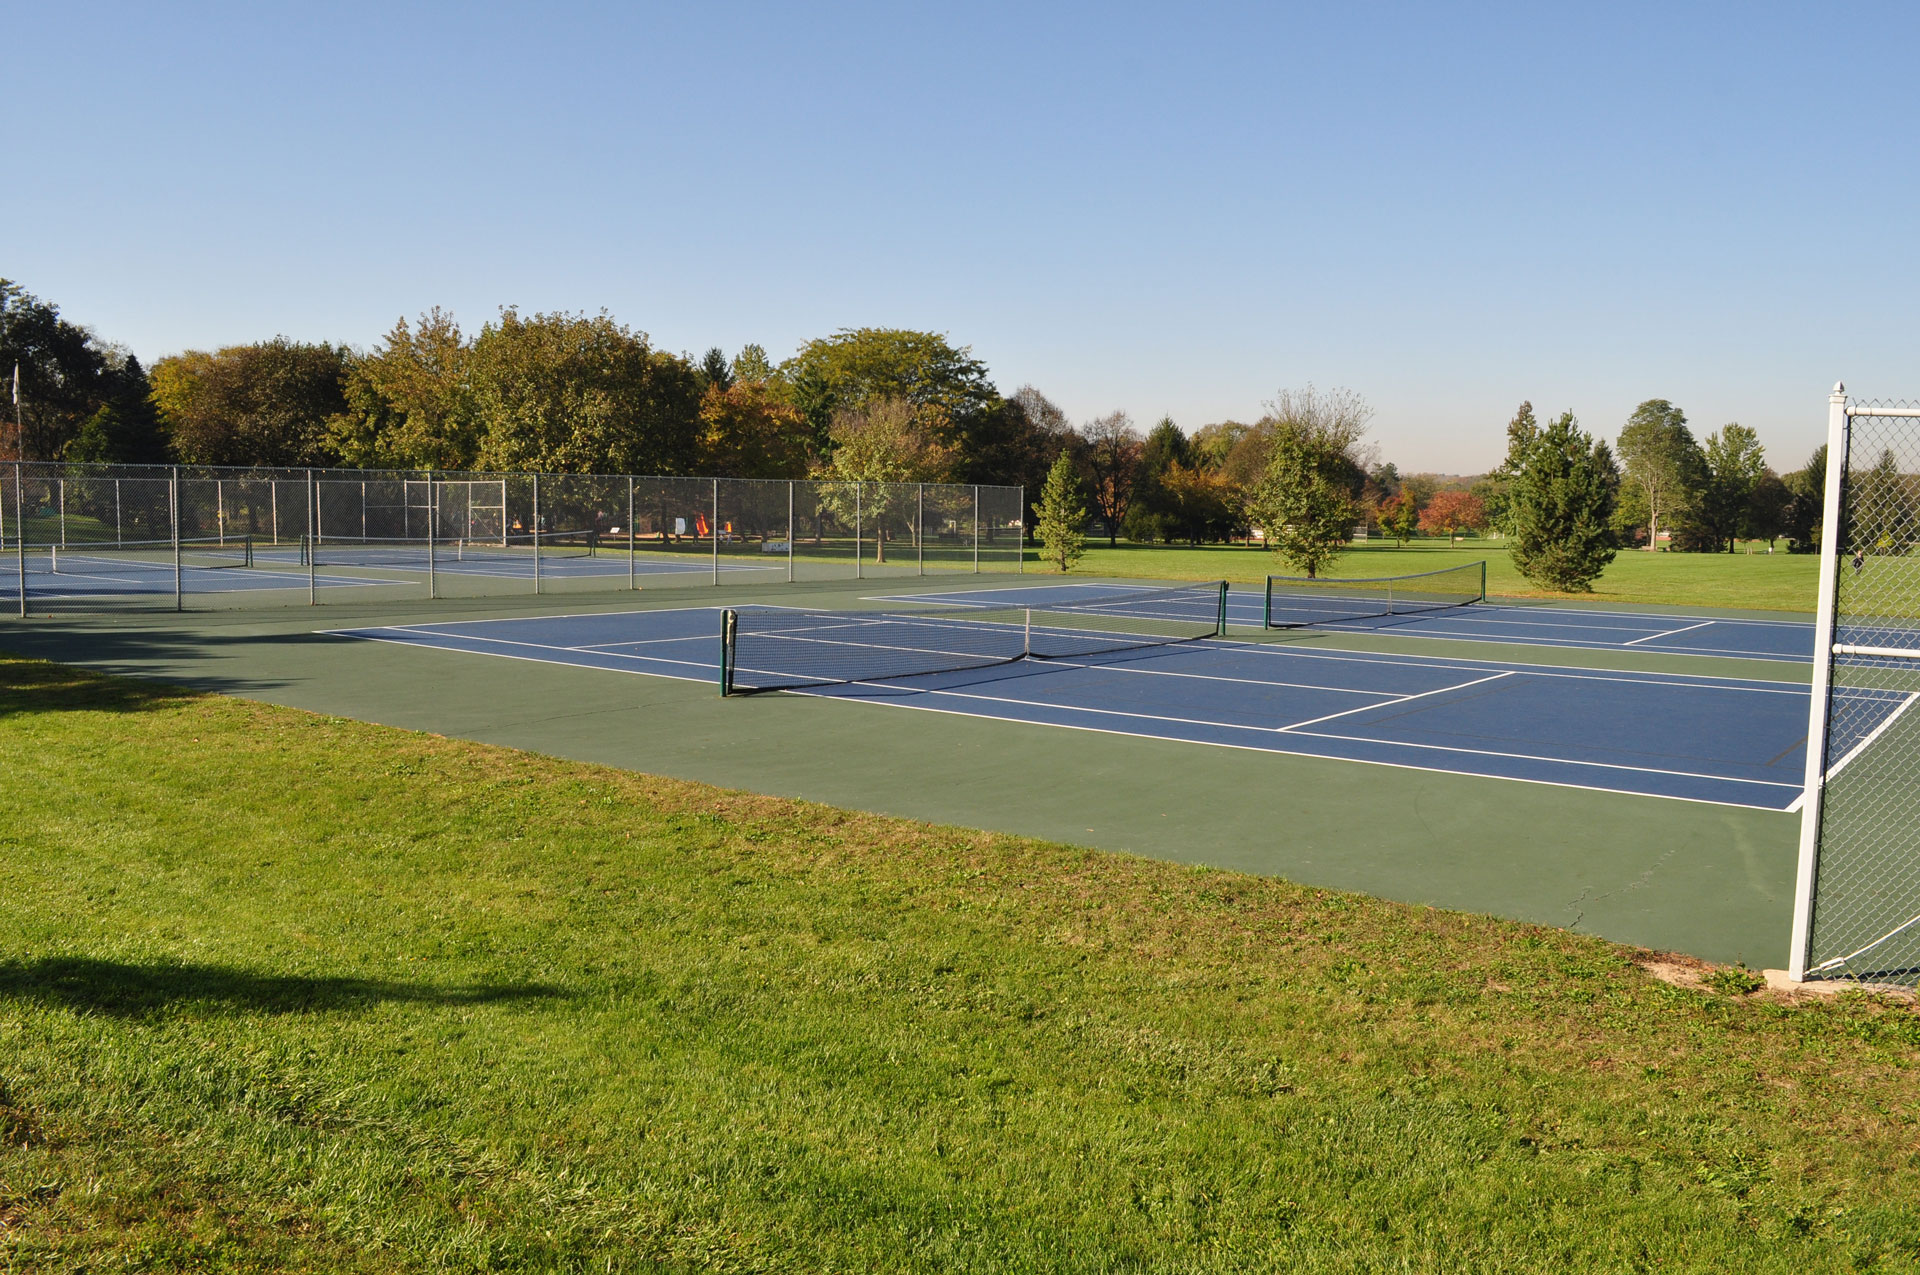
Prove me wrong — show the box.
[10,459,1023,496]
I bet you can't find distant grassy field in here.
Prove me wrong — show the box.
[3,654,1916,1271]
[1042,538,1819,612]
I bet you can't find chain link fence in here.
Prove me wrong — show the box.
[1,461,1023,615]
[1793,387,1920,985]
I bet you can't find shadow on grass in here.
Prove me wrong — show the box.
[0,956,565,1017]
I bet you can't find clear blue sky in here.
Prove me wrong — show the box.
[9,2,1916,472]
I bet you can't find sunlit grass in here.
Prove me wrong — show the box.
[1,656,1913,1271]
[1042,538,1818,612]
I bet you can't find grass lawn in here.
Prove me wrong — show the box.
[1043,539,1819,613]
[2,655,1917,1271]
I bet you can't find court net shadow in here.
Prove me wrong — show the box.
[0,956,565,1018]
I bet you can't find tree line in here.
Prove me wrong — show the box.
[2,276,1828,591]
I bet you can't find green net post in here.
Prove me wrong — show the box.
[719,609,737,696]
[1263,576,1274,629]
[1216,581,1228,635]
[1476,559,1487,603]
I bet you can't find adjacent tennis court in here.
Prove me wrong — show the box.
[331,591,1849,810]
[0,535,769,603]
[872,580,1815,661]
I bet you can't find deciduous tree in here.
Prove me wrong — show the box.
[779,328,997,462]
[154,338,352,467]
[698,382,811,478]
[469,309,701,476]
[1418,490,1488,544]
[1687,423,1767,553]
[1783,445,1827,552]
[1616,400,1705,549]
[1077,412,1142,545]
[0,278,123,460]
[1508,411,1619,592]
[813,396,957,564]
[330,309,476,469]
[1746,469,1792,550]
[1380,490,1422,545]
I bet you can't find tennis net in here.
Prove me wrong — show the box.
[300,530,599,567]
[1265,561,1485,629]
[49,536,253,575]
[722,581,1228,694]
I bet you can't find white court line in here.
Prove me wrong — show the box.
[364,602,729,631]
[1358,626,1806,662]
[788,682,1796,811]
[1277,672,1514,731]
[339,631,715,683]
[1035,655,1384,696]
[1280,723,1803,792]
[1202,638,1808,696]
[1622,620,1716,646]
[859,676,1796,791]
[1822,691,1920,784]
[340,625,717,674]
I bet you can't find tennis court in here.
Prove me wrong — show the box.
[332,588,1854,811]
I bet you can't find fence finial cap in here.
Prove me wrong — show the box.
[1833,381,1846,395]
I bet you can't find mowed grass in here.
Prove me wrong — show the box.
[1045,540,1819,612]
[3,658,1917,1272]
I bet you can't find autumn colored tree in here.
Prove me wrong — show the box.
[698,382,812,478]
[1417,490,1488,544]
[1379,491,1422,545]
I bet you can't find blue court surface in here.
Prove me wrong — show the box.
[329,596,1891,812]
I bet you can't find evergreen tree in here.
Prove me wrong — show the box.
[1508,411,1619,592]
[62,355,167,464]
[699,347,734,393]
[1035,451,1086,573]
[730,344,773,384]
[1245,422,1356,578]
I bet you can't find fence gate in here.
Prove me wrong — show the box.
[1792,383,1920,985]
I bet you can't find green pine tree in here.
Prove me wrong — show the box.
[1508,411,1620,592]
[1035,452,1087,573]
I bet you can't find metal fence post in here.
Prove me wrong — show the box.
[427,470,437,600]
[855,484,862,580]
[917,484,925,576]
[307,469,317,604]
[712,477,720,585]
[13,463,25,617]
[171,466,183,612]
[628,476,636,590]
[1017,485,1025,572]
[532,472,542,595]
[787,480,795,584]
[973,487,980,573]
[58,478,66,546]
